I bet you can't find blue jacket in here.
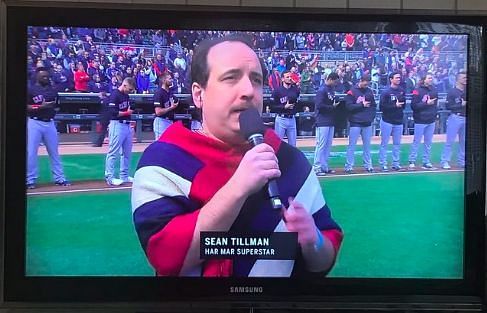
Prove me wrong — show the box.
[345,85,376,127]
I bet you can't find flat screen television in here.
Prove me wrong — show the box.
[1,3,485,312]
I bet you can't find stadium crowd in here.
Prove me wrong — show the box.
[27,27,467,97]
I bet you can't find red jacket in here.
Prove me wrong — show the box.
[74,70,90,92]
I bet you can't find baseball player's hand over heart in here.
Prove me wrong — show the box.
[427,97,437,105]
[285,102,294,109]
[462,99,467,106]
[229,144,281,198]
[282,197,318,248]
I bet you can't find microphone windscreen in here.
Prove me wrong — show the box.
[239,107,265,140]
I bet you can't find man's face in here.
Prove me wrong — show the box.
[424,75,434,86]
[164,75,173,87]
[390,74,401,86]
[359,80,370,89]
[37,71,50,85]
[121,82,135,94]
[193,41,263,144]
[458,73,467,86]
[282,72,293,85]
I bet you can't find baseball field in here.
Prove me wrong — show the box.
[26,137,464,278]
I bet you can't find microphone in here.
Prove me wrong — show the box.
[239,107,283,210]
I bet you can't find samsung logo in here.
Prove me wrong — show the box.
[229,286,263,293]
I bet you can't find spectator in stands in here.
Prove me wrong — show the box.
[88,73,108,93]
[109,75,120,92]
[300,65,314,94]
[153,53,166,77]
[268,67,281,92]
[123,66,134,80]
[290,66,301,86]
[170,71,186,94]
[276,58,286,74]
[173,52,187,77]
[52,64,71,92]
[136,68,150,94]
[74,63,90,92]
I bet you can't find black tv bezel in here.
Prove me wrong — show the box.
[2,4,485,307]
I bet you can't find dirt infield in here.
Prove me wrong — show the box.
[39,134,447,156]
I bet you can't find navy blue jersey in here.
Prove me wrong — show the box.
[153,87,178,120]
[379,86,406,125]
[345,85,376,127]
[271,85,300,116]
[108,89,131,121]
[314,84,338,127]
[446,87,466,116]
[411,85,438,124]
[27,83,58,120]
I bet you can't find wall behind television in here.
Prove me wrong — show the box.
[2,0,487,13]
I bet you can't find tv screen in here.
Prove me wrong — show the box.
[2,4,485,311]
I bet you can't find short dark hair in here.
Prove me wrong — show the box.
[360,75,371,82]
[191,34,267,88]
[281,70,291,78]
[389,71,401,80]
[326,72,339,81]
[123,77,136,87]
[456,70,467,79]
[35,67,49,73]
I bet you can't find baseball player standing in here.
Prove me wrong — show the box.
[408,73,438,170]
[271,70,300,146]
[344,75,376,174]
[153,72,179,140]
[104,77,136,186]
[379,72,406,171]
[313,72,340,176]
[26,67,70,189]
[440,71,467,169]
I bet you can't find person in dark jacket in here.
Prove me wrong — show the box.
[408,73,438,170]
[344,75,376,174]
[440,71,467,169]
[378,72,406,171]
[313,72,340,176]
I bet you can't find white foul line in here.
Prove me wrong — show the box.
[319,168,463,178]
[28,185,132,196]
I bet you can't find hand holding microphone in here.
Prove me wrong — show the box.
[238,107,283,209]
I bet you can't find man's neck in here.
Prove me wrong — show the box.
[283,82,291,89]
[162,85,170,91]
[456,83,465,91]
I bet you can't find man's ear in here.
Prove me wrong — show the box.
[192,82,204,109]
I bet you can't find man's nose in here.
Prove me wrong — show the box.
[239,77,255,99]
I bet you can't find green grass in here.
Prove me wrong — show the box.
[26,191,154,276]
[325,173,464,278]
[26,171,464,278]
[35,142,462,184]
[27,142,465,277]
